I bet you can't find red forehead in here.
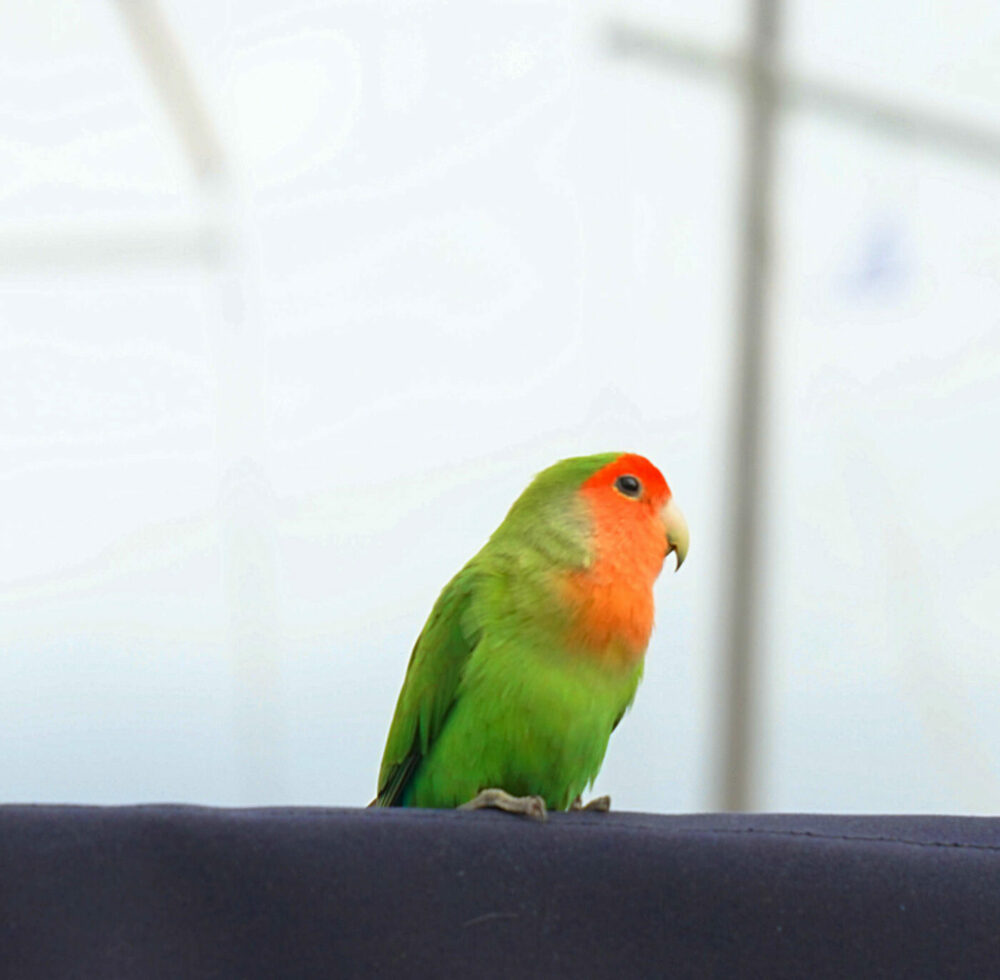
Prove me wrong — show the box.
[581,453,671,502]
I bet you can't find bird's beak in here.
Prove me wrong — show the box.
[661,498,689,571]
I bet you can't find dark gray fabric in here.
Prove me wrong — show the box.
[1,805,998,978]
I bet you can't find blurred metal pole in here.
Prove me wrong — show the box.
[716,0,780,812]
[0,220,224,272]
[112,0,227,181]
[606,22,1000,172]
[113,1,283,803]
[608,5,1000,814]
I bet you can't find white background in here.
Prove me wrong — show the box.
[1,0,998,813]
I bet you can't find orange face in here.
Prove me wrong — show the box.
[562,453,688,668]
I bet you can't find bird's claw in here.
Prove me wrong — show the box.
[570,794,611,812]
[459,788,548,821]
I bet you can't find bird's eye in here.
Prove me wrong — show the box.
[614,474,642,498]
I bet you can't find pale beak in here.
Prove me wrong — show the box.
[661,498,689,571]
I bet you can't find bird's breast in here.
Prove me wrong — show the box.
[557,569,655,669]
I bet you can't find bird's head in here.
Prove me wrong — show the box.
[497,452,688,664]
[575,452,689,575]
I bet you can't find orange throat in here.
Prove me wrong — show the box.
[560,567,656,669]
[556,451,672,669]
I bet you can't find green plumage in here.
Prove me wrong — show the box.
[374,453,643,811]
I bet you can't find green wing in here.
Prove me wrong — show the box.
[373,568,482,807]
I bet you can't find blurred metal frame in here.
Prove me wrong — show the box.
[0,1,230,273]
[112,0,228,182]
[114,0,283,803]
[607,21,1000,171]
[608,7,1000,812]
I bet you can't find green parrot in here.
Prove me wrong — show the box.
[372,452,688,819]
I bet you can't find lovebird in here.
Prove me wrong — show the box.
[373,452,688,819]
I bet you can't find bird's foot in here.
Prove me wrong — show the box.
[459,788,548,822]
[570,794,611,812]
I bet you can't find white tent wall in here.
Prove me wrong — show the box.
[1,0,998,813]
